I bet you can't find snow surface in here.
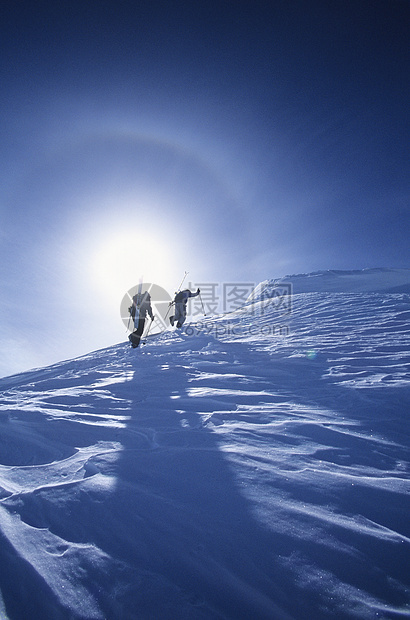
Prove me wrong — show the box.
[274,268,410,294]
[0,269,409,619]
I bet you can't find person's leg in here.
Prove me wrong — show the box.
[135,318,145,338]
[129,318,145,347]
[173,303,182,327]
[176,304,187,328]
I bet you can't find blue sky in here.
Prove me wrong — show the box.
[1,0,409,376]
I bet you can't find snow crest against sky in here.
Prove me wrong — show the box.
[0,0,409,376]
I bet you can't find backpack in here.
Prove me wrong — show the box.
[133,292,150,307]
[174,291,186,303]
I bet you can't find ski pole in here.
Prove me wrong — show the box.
[164,301,174,322]
[145,316,154,339]
[126,306,133,333]
[198,291,207,316]
[177,270,189,291]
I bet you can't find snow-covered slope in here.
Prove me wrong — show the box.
[0,270,409,619]
[274,267,410,294]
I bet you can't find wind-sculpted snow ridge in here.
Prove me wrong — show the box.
[272,267,410,294]
[0,273,409,619]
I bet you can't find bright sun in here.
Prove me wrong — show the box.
[63,200,186,315]
[89,230,175,299]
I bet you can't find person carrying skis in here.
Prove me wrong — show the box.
[169,288,200,328]
[128,291,154,348]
